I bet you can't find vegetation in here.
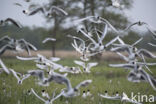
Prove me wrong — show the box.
[0,57,156,104]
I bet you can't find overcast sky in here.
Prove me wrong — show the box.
[0,0,156,30]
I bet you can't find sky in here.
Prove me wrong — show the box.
[0,0,156,31]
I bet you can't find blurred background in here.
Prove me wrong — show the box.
[0,0,156,57]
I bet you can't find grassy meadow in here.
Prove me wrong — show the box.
[0,56,156,104]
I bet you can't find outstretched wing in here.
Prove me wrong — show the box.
[16,56,38,61]
[75,79,92,90]
[31,88,46,103]
[138,49,156,58]
[74,60,85,68]
[50,6,68,16]
[5,18,22,28]
[87,62,98,70]
[10,69,20,82]
[28,7,45,16]
[42,38,56,44]
[0,59,10,74]
[0,36,12,43]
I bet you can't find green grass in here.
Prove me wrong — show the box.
[0,57,156,104]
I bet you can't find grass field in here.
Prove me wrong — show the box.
[0,57,156,104]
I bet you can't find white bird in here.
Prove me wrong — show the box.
[43,72,92,97]
[78,28,124,52]
[0,18,22,28]
[86,89,92,97]
[0,59,10,74]
[82,91,87,98]
[41,90,50,99]
[31,88,63,104]
[74,60,98,73]
[27,70,48,86]
[0,36,37,56]
[42,38,56,44]
[10,69,30,84]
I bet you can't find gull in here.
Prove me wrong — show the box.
[27,70,48,86]
[43,72,92,97]
[0,59,10,74]
[42,38,56,44]
[82,91,87,98]
[31,88,63,104]
[74,60,98,73]
[98,17,149,36]
[128,68,156,91]
[0,18,22,28]
[99,92,121,100]
[75,16,145,36]
[68,35,91,58]
[10,69,30,84]
[78,28,124,52]
[47,6,68,17]
[121,92,142,104]
[127,69,147,83]
[70,37,98,61]
[0,36,37,56]
[86,89,92,97]
[41,89,50,99]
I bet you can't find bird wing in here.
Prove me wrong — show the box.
[116,52,129,62]
[99,24,108,43]
[105,36,122,47]
[109,63,134,69]
[51,90,64,103]
[5,18,22,28]
[0,36,12,42]
[28,7,45,16]
[74,60,85,68]
[50,6,68,16]
[132,37,143,46]
[0,44,14,56]
[14,3,22,7]
[67,35,85,48]
[48,72,72,91]
[31,88,46,103]
[99,94,121,100]
[138,49,156,58]
[79,28,97,45]
[10,69,20,81]
[75,80,92,90]
[87,62,98,70]
[148,43,156,47]
[49,57,60,62]
[16,56,38,61]
[28,70,45,81]
[42,38,56,44]
[144,23,156,39]
[0,59,10,74]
